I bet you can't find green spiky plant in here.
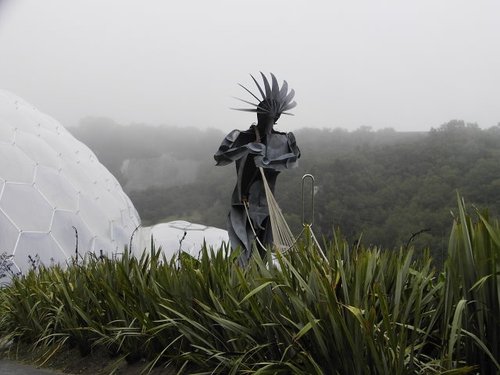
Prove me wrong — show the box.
[0,242,444,373]
[440,195,500,373]
[0,196,498,374]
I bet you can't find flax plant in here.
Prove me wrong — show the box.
[441,195,500,373]
[0,198,498,374]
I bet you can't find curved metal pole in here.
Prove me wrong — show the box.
[302,174,315,227]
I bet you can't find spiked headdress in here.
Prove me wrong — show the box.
[232,72,297,122]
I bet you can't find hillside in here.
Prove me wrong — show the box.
[69,119,500,263]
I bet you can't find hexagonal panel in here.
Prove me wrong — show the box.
[0,182,54,232]
[39,128,79,162]
[14,232,66,272]
[51,209,93,255]
[16,130,62,169]
[0,141,36,183]
[60,160,95,195]
[78,194,110,238]
[35,165,78,211]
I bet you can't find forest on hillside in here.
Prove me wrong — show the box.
[70,119,500,264]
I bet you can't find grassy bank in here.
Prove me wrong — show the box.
[0,196,498,374]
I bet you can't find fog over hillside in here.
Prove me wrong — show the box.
[70,117,226,192]
[70,117,427,193]
[68,117,500,268]
[120,155,199,192]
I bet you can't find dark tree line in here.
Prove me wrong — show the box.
[70,118,500,264]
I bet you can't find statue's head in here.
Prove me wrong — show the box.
[232,72,296,130]
[256,98,281,125]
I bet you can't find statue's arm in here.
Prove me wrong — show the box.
[214,129,265,166]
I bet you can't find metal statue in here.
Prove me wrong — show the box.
[214,72,300,264]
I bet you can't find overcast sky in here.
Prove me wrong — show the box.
[0,0,499,132]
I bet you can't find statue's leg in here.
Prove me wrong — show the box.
[228,206,253,265]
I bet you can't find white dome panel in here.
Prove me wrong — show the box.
[0,142,36,183]
[40,128,85,162]
[60,161,98,196]
[78,195,112,238]
[0,182,54,232]
[16,130,63,169]
[50,210,94,254]
[14,232,65,273]
[35,166,79,211]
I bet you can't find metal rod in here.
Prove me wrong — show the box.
[302,174,315,227]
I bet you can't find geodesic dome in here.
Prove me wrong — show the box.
[0,90,141,274]
[135,220,229,260]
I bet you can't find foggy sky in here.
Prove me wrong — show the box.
[0,0,499,132]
